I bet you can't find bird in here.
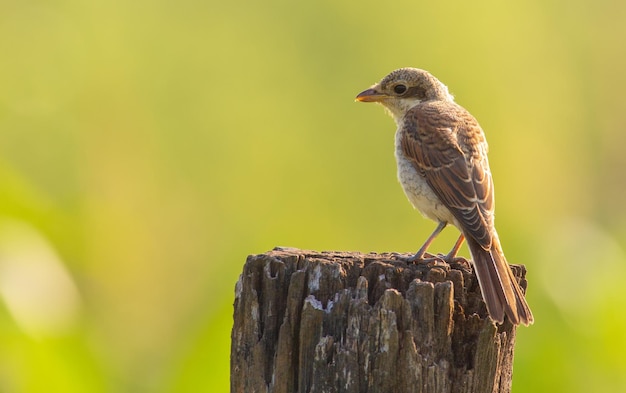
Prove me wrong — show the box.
[355,68,533,326]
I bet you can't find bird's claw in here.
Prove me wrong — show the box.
[446,256,471,270]
[416,254,450,267]
[391,252,470,273]
[393,252,446,266]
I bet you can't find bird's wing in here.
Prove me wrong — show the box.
[401,101,494,249]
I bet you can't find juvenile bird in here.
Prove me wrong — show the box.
[356,68,533,326]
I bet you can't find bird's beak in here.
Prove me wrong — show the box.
[355,87,386,102]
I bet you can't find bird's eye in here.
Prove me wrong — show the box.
[393,84,407,94]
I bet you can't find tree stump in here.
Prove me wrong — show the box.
[231,247,529,393]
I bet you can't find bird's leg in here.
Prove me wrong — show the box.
[407,221,447,262]
[443,233,471,270]
[443,233,465,263]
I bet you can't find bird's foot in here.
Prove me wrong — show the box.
[393,252,447,267]
[391,252,471,272]
[445,256,472,271]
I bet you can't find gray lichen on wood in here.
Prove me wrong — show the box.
[231,248,528,393]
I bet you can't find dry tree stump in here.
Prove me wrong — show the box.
[231,247,529,393]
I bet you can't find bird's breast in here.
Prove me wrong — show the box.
[394,127,456,225]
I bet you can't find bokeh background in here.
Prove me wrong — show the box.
[1,0,625,391]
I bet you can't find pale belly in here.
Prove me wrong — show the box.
[394,129,457,225]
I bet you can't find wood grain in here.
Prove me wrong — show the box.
[231,247,527,393]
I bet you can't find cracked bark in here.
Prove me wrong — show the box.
[231,247,528,393]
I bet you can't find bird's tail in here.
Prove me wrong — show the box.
[465,235,534,326]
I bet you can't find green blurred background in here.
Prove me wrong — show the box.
[0,0,625,391]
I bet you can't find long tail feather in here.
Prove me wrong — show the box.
[466,235,534,326]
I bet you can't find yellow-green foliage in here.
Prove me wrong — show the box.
[0,0,625,392]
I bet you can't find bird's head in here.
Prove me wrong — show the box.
[356,68,454,123]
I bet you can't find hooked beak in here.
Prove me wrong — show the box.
[355,87,387,102]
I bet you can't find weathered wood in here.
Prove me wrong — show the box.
[231,247,529,393]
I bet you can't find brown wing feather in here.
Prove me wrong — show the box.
[401,101,494,249]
